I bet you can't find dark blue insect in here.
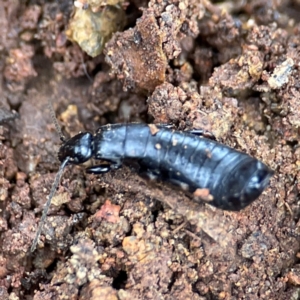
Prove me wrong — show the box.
[31,123,273,252]
[58,123,273,211]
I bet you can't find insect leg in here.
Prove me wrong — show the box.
[156,124,174,129]
[86,164,112,174]
[86,160,122,174]
[187,129,216,140]
[145,169,161,180]
[168,178,190,191]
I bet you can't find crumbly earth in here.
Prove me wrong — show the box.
[0,0,300,299]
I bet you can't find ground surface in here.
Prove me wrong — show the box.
[0,0,300,299]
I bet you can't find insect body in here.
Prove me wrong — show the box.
[31,122,273,252]
[58,123,273,211]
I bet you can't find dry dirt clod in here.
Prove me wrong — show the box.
[93,199,121,223]
[67,4,126,57]
[105,10,168,92]
[0,0,300,299]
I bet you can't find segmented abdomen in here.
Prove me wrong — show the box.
[94,123,272,211]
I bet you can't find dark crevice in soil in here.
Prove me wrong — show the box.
[112,270,128,290]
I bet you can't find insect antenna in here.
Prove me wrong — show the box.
[31,156,70,252]
[48,101,66,142]
[31,102,69,252]
[81,53,93,83]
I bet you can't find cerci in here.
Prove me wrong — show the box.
[58,123,273,211]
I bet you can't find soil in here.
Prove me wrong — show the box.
[0,0,300,299]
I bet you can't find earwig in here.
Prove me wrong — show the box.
[31,118,273,252]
